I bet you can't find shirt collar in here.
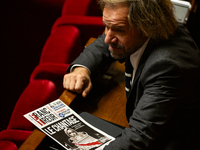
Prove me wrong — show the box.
[130,38,150,73]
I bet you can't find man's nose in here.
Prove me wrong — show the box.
[104,29,117,44]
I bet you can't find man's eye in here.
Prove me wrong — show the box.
[117,29,125,33]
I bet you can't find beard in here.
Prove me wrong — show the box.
[108,43,132,60]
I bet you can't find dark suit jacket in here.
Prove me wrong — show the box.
[68,24,200,150]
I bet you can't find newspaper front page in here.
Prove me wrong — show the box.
[24,99,114,150]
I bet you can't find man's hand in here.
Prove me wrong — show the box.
[63,67,92,98]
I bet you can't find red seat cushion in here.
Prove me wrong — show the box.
[52,16,104,45]
[7,80,57,131]
[61,0,101,16]
[40,25,83,64]
[0,129,32,148]
[30,63,70,95]
[0,140,18,150]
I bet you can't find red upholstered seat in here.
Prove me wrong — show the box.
[7,80,57,131]
[0,140,18,150]
[61,0,101,16]
[52,0,104,45]
[30,0,104,86]
[52,16,104,45]
[0,80,57,147]
[30,25,81,96]
[40,25,83,64]
[30,63,70,96]
[0,130,32,148]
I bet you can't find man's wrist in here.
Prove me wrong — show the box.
[70,64,91,73]
[71,65,91,76]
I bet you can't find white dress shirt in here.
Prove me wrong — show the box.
[130,38,150,87]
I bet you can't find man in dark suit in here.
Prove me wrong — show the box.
[63,0,200,149]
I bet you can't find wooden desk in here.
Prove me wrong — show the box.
[69,61,129,127]
[19,39,128,150]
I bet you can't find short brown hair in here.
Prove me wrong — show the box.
[98,0,177,39]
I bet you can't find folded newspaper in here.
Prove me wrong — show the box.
[24,99,114,150]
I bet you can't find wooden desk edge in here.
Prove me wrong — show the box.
[18,128,46,150]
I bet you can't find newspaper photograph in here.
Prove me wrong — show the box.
[24,99,114,150]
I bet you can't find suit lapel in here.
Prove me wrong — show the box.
[133,39,157,86]
[126,39,158,118]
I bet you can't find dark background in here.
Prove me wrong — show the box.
[0,0,63,130]
[0,0,199,131]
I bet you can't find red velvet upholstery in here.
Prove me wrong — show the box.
[40,25,83,64]
[30,63,70,96]
[0,130,32,148]
[0,140,18,150]
[31,0,104,86]
[52,16,104,45]
[8,80,57,131]
[61,0,101,16]
[33,26,82,94]
[54,0,104,45]
[0,80,57,147]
